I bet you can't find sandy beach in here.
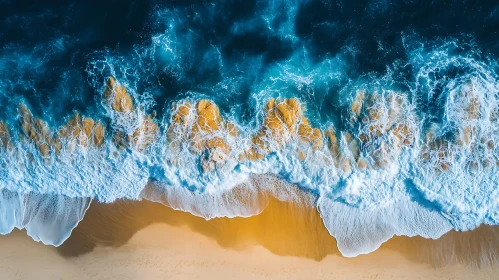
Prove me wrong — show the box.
[1,199,499,279]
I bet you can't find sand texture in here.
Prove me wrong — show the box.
[0,199,499,279]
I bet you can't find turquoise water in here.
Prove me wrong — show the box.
[0,0,498,257]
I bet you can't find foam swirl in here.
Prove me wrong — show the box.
[1,69,498,256]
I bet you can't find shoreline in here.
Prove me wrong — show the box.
[57,198,499,266]
[1,198,499,279]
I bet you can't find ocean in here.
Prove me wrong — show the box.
[0,0,498,257]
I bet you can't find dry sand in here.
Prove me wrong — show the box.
[1,198,499,279]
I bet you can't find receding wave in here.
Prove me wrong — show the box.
[1,52,498,256]
[1,0,499,258]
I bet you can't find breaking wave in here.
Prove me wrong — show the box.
[1,0,498,257]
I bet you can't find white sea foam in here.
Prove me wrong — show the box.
[0,36,498,257]
[318,195,453,257]
[0,188,90,246]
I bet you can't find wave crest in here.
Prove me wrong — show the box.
[0,66,498,256]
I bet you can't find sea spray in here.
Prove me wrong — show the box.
[0,69,498,256]
[0,0,498,258]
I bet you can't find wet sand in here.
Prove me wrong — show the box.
[1,198,499,279]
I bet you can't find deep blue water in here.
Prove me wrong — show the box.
[1,0,497,124]
[1,0,499,257]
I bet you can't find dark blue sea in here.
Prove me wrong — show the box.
[0,0,498,257]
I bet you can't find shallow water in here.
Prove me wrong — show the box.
[0,0,499,257]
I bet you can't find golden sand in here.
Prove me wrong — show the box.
[56,197,499,267]
[0,198,498,279]
[1,78,499,278]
